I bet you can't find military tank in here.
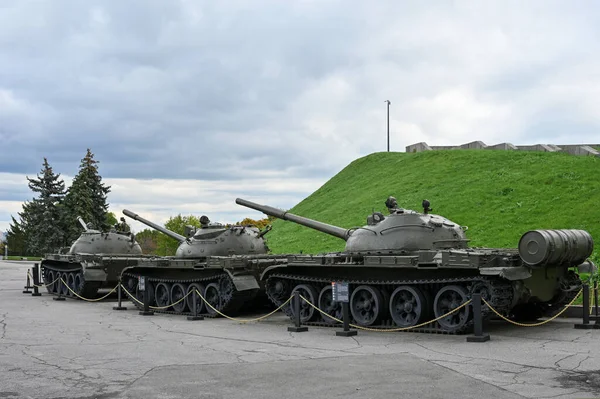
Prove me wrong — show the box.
[119,209,288,317]
[235,197,593,333]
[41,217,143,298]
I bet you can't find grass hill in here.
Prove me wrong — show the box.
[264,150,599,264]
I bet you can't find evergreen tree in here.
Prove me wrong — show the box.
[62,149,111,243]
[5,215,27,256]
[24,158,66,255]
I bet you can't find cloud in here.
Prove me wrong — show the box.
[1,1,600,236]
[0,172,324,234]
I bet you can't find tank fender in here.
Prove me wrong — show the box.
[259,264,288,281]
[81,266,107,282]
[222,269,260,292]
[478,266,532,281]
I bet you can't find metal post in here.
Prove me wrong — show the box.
[575,284,594,329]
[590,283,599,322]
[336,302,357,337]
[187,289,203,321]
[467,293,490,342]
[53,274,65,301]
[112,282,127,311]
[385,100,391,152]
[287,290,308,332]
[23,270,32,294]
[139,281,154,316]
[31,264,41,297]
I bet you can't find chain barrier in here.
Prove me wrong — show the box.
[194,289,293,323]
[59,278,119,302]
[48,277,593,331]
[119,284,291,319]
[482,288,584,327]
[299,294,473,332]
[119,284,192,310]
[27,270,60,288]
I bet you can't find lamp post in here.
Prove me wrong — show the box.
[385,100,391,152]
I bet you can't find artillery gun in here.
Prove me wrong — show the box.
[41,217,143,298]
[236,197,593,333]
[119,209,287,317]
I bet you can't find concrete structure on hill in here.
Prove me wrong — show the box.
[406,141,600,157]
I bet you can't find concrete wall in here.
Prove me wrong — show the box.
[405,141,600,158]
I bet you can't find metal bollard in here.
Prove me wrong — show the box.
[139,281,154,316]
[53,275,65,301]
[336,302,357,337]
[590,283,600,322]
[287,290,308,332]
[187,289,204,321]
[467,293,490,342]
[112,283,127,311]
[575,284,595,329]
[31,264,41,297]
[23,271,32,294]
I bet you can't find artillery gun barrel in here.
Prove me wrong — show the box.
[77,217,88,231]
[235,198,350,241]
[122,209,186,243]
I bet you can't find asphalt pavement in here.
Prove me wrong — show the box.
[1,260,599,399]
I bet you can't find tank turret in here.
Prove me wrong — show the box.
[41,216,143,299]
[235,198,469,252]
[122,209,269,258]
[68,217,142,255]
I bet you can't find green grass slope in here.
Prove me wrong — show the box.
[265,150,600,264]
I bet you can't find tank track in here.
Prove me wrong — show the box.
[121,271,258,318]
[41,263,102,299]
[265,273,514,334]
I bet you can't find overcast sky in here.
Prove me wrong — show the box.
[1,1,600,234]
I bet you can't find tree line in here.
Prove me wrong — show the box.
[3,148,272,257]
[4,149,113,257]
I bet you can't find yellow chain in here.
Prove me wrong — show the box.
[119,284,291,320]
[27,270,60,288]
[299,294,473,332]
[59,278,119,302]
[121,285,144,305]
[196,289,293,323]
[482,288,583,327]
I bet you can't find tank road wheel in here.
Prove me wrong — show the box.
[66,273,76,297]
[45,270,56,294]
[154,283,172,309]
[74,272,85,296]
[389,286,428,328]
[170,283,188,313]
[204,283,222,315]
[186,283,206,314]
[350,285,384,326]
[219,277,235,305]
[434,285,471,332]
[291,284,319,323]
[318,285,342,324]
[59,274,69,296]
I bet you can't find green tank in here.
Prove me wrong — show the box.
[119,209,287,317]
[236,197,594,333]
[41,217,143,298]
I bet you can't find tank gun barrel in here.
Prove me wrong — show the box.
[235,198,350,241]
[77,217,89,231]
[122,209,186,243]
